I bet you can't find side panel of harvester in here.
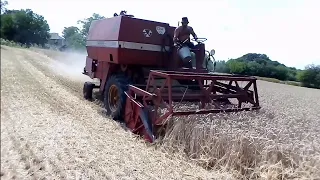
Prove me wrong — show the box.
[85,17,121,83]
[117,17,175,65]
[85,15,176,92]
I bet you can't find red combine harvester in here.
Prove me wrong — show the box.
[82,15,261,142]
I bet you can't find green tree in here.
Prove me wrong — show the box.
[215,60,229,73]
[226,60,248,74]
[62,26,80,39]
[0,11,15,38]
[0,0,8,14]
[297,64,320,88]
[217,53,298,81]
[1,9,50,47]
[273,65,288,80]
[62,26,85,49]
[77,13,105,38]
[247,61,263,76]
[287,67,298,81]
[61,13,105,50]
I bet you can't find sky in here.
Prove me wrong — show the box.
[6,0,320,69]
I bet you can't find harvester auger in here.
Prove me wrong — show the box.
[82,15,261,143]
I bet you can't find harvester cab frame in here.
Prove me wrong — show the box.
[82,14,261,143]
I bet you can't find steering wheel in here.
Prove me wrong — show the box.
[191,38,207,44]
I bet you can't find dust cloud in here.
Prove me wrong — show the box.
[46,49,93,83]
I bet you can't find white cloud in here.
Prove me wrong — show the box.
[6,0,320,69]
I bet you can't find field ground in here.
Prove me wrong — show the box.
[0,46,232,179]
[1,46,320,179]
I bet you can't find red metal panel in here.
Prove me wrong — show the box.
[85,16,179,76]
[96,61,108,79]
[86,16,121,41]
[118,48,163,66]
[87,46,119,63]
[96,61,111,92]
[167,26,176,36]
[86,46,98,60]
[96,47,119,63]
[85,56,94,78]
[119,16,175,45]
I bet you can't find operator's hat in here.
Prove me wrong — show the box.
[181,17,189,23]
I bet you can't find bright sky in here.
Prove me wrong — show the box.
[6,0,320,69]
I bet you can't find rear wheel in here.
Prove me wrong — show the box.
[83,82,94,100]
[104,75,130,121]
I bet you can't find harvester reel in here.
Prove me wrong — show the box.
[104,75,129,121]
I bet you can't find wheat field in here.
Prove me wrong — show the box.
[154,76,320,179]
[1,46,319,179]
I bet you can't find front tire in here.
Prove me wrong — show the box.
[104,75,130,121]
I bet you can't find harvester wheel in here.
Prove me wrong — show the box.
[83,82,94,100]
[104,75,129,121]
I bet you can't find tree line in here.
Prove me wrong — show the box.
[61,11,131,49]
[1,1,50,47]
[61,13,105,50]
[214,53,320,88]
[0,1,319,89]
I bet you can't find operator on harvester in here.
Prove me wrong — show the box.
[173,17,216,72]
[173,17,198,69]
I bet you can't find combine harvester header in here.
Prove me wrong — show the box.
[82,14,261,142]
